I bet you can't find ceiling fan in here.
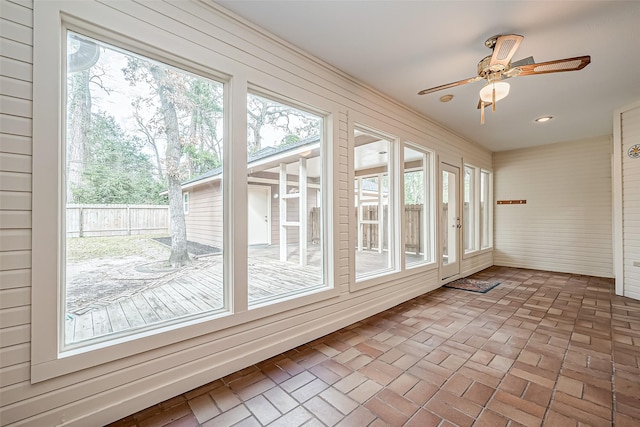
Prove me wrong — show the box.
[417,34,591,124]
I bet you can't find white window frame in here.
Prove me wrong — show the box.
[463,164,480,255]
[245,89,331,308]
[31,2,338,383]
[480,169,494,250]
[352,125,399,286]
[403,142,435,269]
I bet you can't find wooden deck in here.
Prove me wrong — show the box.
[65,245,425,344]
[65,245,323,344]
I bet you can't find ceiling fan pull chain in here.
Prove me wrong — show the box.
[481,101,485,124]
[492,86,496,112]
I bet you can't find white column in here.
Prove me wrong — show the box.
[299,157,308,266]
[279,163,287,262]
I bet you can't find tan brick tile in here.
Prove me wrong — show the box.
[209,386,241,412]
[473,409,509,427]
[335,406,376,427]
[376,388,419,416]
[404,409,442,427]
[425,394,475,427]
[364,396,411,425]
[304,395,344,426]
[358,359,402,386]
[334,371,367,394]
[348,379,383,403]
[523,382,552,407]
[263,386,298,414]
[543,410,579,427]
[236,377,276,401]
[583,384,612,408]
[549,400,610,427]
[202,404,251,427]
[493,390,546,418]
[319,386,359,415]
[486,398,542,427]
[442,372,473,396]
[268,406,313,427]
[616,393,640,419]
[556,375,583,398]
[404,379,438,405]
[387,372,420,396]
[244,395,280,425]
[281,371,316,393]
[291,378,329,403]
[615,412,640,427]
[463,381,494,406]
[187,393,220,424]
[457,365,501,388]
[554,391,611,420]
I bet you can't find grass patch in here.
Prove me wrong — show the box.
[67,235,170,261]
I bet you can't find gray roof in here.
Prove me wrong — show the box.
[182,135,320,186]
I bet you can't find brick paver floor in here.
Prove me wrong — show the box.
[108,266,640,426]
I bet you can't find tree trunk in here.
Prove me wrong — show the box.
[150,66,190,267]
[67,70,91,202]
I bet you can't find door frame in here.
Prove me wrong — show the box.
[440,161,461,282]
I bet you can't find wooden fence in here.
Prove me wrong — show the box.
[359,204,423,253]
[66,204,170,237]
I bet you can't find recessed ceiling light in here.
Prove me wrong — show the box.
[439,94,454,103]
[535,116,553,123]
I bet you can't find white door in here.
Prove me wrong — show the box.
[248,185,270,245]
[441,163,461,280]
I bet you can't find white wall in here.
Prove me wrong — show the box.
[0,1,492,425]
[493,136,613,277]
[615,103,640,298]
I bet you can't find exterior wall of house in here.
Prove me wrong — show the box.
[616,103,640,298]
[2,1,493,425]
[493,136,613,277]
[184,181,223,249]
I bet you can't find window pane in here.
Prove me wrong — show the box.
[64,32,225,346]
[404,145,432,267]
[246,93,324,305]
[464,165,477,253]
[354,129,394,279]
[481,170,492,249]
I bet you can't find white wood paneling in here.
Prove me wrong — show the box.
[621,105,640,296]
[2,1,492,425]
[494,136,613,277]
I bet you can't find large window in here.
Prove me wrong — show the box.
[464,165,478,253]
[63,32,226,347]
[463,164,493,255]
[246,93,325,305]
[481,169,493,249]
[354,128,396,280]
[404,144,433,267]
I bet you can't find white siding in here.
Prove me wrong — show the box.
[621,106,640,298]
[0,0,34,422]
[493,136,613,277]
[2,1,493,426]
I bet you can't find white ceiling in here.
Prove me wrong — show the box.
[215,0,640,152]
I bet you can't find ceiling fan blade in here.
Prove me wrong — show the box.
[490,34,524,68]
[418,76,482,95]
[514,55,591,76]
[510,56,535,68]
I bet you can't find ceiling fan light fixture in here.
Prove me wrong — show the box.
[479,81,510,104]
